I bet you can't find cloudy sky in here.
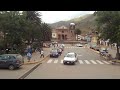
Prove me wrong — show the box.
[39,11,95,23]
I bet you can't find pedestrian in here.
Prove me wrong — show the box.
[28,47,32,55]
[40,49,44,58]
[27,52,32,62]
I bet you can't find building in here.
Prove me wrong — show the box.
[52,23,76,41]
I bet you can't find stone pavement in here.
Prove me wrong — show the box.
[23,48,50,64]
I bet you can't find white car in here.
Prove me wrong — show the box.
[76,44,83,47]
[63,52,78,65]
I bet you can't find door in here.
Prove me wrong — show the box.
[0,55,9,68]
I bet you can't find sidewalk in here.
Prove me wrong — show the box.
[108,47,117,59]
[23,48,50,64]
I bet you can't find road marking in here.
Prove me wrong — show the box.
[78,60,84,64]
[84,60,91,64]
[90,60,97,64]
[61,60,63,63]
[102,61,110,64]
[54,60,58,63]
[96,60,104,64]
[78,55,82,56]
[47,59,53,63]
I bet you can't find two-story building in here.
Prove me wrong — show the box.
[52,23,76,41]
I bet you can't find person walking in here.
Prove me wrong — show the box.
[27,52,32,62]
[40,49,44,58]
[26,45,32,62]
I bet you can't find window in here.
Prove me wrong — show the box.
[53,34,55,36]
[0,56,2,60]
[11,56,16,59]
[0,55,9,60]
[62,31,64,33]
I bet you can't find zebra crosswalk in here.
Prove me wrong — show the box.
[46,59,110,65]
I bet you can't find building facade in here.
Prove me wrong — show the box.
[52,23,76,41]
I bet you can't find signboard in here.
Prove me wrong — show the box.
[52,33,57,38]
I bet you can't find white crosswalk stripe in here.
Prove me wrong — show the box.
[84,60,91,64]
[47,59,53,63]
[54,60,58,63]
[61,60,63,63]
[90,60,97,64]
[102,61,110,64]
[96,60,104,64]
[46,59,110,64]
[78,60,84,64]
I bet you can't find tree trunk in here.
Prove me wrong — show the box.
[27,40,30,45]
[116,42,120,60]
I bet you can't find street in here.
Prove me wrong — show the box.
[25,44,120,79]
[0,11,120,79]
[0,44,120,79]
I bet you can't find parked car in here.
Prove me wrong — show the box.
[50,49,59,58]
[99,47,108,53]
[0,54,24,70]
[90,43,97,49]
[94,45,100,51]
[75,44,83,47]
[63,52,78,65]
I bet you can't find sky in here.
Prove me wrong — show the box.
[39,11,95,24]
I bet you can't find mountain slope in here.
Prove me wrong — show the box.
[75,14,96,34]
[49,14,96,34]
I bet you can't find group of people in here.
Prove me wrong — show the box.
[26,46,44,62]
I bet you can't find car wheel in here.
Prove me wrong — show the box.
[8,65,15,70]
[73,62,75,65]
[63,62,66,65]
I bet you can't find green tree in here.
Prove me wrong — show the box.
[0,11,23,48]
[0,11,52,54]
[21,11,42,45]
[74,29,81,35]
[95,11,120,59]
[41,23,52,41]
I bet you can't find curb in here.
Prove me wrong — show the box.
[23,54,50,65]
[89,48,113,61]
[19,63,42,79]
[88,48,99,54]
[18,54,50,79]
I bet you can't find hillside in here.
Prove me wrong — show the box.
[49,14,96,34]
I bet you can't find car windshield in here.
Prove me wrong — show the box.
[66,54,75,58]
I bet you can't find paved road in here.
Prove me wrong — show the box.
[25,45,120,79]
[0,48,50,79]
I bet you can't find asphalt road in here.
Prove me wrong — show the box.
[0,48,50,79]
[25,44,120,79]
[0,64,37,79]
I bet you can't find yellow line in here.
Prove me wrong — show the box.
[24,55,49,65]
